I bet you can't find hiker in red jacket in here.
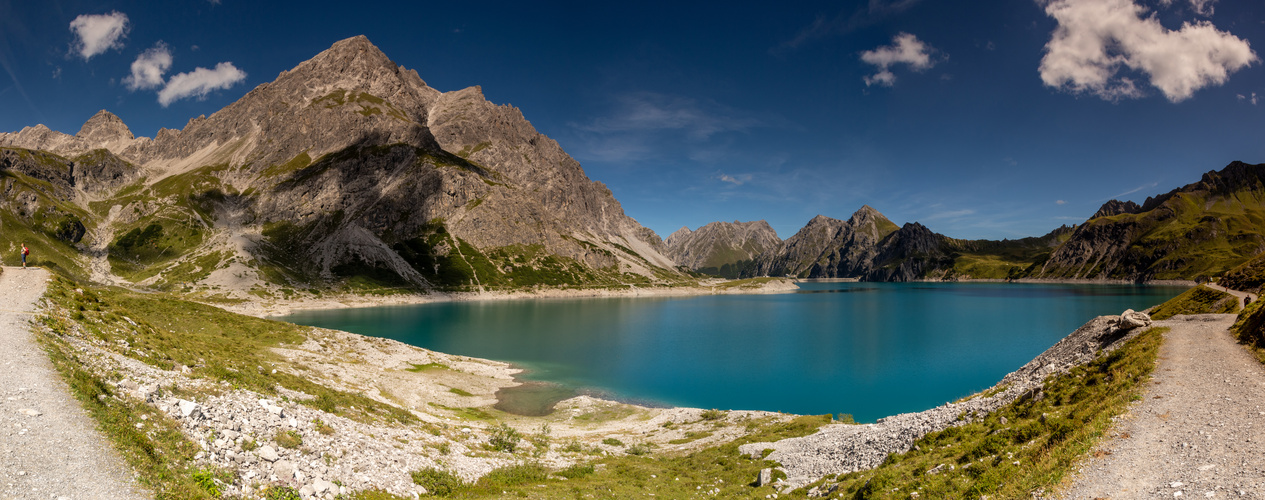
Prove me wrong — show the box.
[21,243,28,268]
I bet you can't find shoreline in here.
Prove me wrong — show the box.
[221,277,1194,319]
[222,277,803,318]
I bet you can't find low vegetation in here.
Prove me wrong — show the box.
[1231,300,1265,363]
[39,276,415,425]
[816,327,1166,499]
[1149,284,1239,320]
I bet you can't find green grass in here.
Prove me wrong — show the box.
[712,277,779,290]
[815,326,1166,499]
[399,415,830,499]
[41,276,416,425]
[1220,252,1265,293]
[1041,182,1265,280]
[1149,285,1239,320]
[1231,300,1265,363]
[35,305,215,499]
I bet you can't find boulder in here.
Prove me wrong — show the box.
[756,468,773,487]
[257,445,280,462]
[1119,309,1151,330]
[177,399,201,419]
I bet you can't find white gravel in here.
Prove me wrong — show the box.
[0,267,148,500]
[1057,313,1265,499]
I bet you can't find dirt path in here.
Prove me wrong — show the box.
[1057,314,1265,499]
[1206,283,1259,310]
[0,267,147,500]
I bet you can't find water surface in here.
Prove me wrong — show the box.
[277,282,1184,422]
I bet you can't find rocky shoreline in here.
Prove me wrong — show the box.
[739,311,1155,491]
[37,288,794,499]
[218,277,801,318]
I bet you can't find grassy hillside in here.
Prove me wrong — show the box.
[1038,162,1265,281]
[1149,285,1239,319]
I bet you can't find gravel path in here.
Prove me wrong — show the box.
[0,267,148,500]
[1057,314,1265,499]
[1205,283,1259,310]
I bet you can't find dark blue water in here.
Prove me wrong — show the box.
[276,282,1185,422]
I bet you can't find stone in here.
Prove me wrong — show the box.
[757,468,773,487]
[1119,309,1151,330]
[299,485,315,497]
[258,445,280,462]
[18,408,41,417]
[313,479,334,494]
[274,460,296,481]
[177,399,201,419]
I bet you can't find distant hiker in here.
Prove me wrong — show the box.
[20,243,28,268]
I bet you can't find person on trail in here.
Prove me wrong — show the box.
[20,243,28,268]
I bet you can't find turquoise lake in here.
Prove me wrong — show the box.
[276,282,1186,422]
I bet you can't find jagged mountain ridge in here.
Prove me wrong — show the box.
[1034,161,1265,281]
[664,220,781,273]
[0,35,681,293]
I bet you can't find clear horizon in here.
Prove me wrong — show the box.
[3,1,1263,241]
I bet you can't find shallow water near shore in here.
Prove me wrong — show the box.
[277,282,1185,422]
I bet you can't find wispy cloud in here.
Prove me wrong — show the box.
[1056,199,1067,205]
[924,208,976,220]
[69,11,129,60]
[860,33,939,87]
[1037,0,1255,102]
[717,173,753,186]
[773,0,921,54]
[157,62,246,106]
[1108,181,1159,200]
[1238,93,1259,105]
[123,42,171,90]
[575,92,759,140]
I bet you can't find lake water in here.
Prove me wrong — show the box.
[276,282,1186,422]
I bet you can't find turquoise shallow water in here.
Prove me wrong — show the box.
[276,282,1185,422]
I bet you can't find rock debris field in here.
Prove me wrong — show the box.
[0,268,147,500]
[1058,314,1265,499]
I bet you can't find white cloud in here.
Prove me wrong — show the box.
[717,173,752,186]
[1158,0,1216,16]
[69,12,129,60]
[1056,199,1067,205]
[123,43,172,90]
[860,33,937,87]
[1038,0,1255,102]
[157,62,246,106]
[1238,92,1259,105]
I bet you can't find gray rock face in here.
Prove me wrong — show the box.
[76,110,135,149]
[751,206,901,278]
[664,220,781,270]
[0,35,682,289]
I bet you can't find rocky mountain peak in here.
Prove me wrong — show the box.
[1092,199,1142,219]
[76,110,133,143]
[665,227,693,247]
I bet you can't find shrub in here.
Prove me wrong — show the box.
[601,438,624,447]
[411,468,463,497]
[487,422,522,453]
[275,430,302,449]
[700,409,726,421]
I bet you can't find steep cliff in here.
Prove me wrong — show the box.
[665,220,781,277]
[0,36,683,294]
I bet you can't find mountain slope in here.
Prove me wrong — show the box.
[1035,161,1265,281]
[0,36,684,295]
[665,220,781,278]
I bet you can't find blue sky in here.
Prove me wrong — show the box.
[3,1,1264,241]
